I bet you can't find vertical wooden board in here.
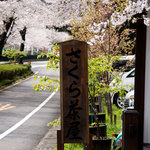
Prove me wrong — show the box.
[57,130,64,150]
[134,19,147,150]
[122,110,139,150]
[59,40,89,144]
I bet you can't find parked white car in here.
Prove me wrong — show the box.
[124,90,134,109]
[110,68,135,108]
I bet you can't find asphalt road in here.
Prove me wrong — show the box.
[0,61,60,150]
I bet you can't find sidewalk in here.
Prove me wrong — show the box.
[33,125,60,150]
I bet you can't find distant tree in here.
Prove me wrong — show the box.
[70,0,149,123]
[19,26,27,52]
[0,0,58,51]
[18,26,27,64]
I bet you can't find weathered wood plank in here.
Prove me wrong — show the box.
[59,40,89,144]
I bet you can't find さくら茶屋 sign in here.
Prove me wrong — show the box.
[59,40,89,144]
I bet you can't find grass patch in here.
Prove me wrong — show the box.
[105,104,122,138]
[0,64,33,89]
[105,104,122,150]
[53,144,83,150]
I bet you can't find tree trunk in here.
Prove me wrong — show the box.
[97,95,104,113]
[0,17,15,56]
[105,69,113,123]
[105,93,113,123]
[0,33,7,55]
[19,26,27,64]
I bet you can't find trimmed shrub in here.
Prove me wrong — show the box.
[0,64,32,81]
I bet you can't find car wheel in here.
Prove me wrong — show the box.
[114,92,126,108]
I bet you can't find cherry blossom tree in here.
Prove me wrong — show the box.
[0,0,16,55]
[0,0,70,55]
[49,0,82,27]
[0,0,88,54]
[6,0,54,50]
[0,16,15,55]
[70,0,150,123]
[0,0,149,57]
[111,0,150,26]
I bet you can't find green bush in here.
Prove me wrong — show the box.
[2,49,26,63]
[0,64,32,81]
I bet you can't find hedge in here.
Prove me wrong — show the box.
[0,64,32,81]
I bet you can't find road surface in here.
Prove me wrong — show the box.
[0,61,60,150]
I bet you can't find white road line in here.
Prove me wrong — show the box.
[32,64,47,68]
[35,71,39,75]
[0,89,58,140]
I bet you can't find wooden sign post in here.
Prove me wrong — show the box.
[122,19,147,150]
[59,40,89,145]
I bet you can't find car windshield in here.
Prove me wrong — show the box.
[127,70,135,77]
[112,60,135,72]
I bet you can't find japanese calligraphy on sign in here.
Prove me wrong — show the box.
[59,40,89,143]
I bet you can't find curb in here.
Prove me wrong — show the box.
[33,125,60,150]
[0,72,34,92]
